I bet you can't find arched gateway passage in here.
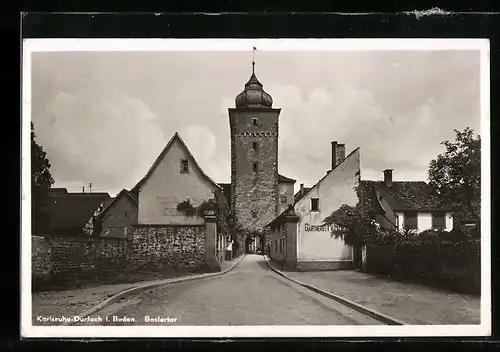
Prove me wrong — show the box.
[244,232,264,254]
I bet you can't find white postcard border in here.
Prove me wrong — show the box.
[21,38,491,338]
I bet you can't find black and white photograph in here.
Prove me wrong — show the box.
[22,39,490,338]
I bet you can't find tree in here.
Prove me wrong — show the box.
[428,127,481,219]
[323,183,381,246]
[31,122,54,233]
[323,203,377,247]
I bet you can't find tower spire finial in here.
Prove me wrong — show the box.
[252,46,257,74]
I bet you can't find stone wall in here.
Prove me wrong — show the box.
[32,236,51,280]
[94,237,129,270]
[50,235,96,276]
[31,234,130,290]
[31,218,220,290]
[229,109,281,232]
[129,225,205,271]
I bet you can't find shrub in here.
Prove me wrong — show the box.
[176,199,197,216]
[366,237,480,294]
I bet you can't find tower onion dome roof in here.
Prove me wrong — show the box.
[235,67,273,108]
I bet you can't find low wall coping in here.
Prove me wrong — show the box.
[131,224,204,228]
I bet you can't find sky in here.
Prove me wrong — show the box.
[30,49,481,197]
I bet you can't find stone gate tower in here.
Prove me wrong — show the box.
[229,62,281,233]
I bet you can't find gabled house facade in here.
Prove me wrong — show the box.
[278,174,296,214]
[267,139,456,272]
[268,141,360,271]
[131,132,225,225]
[359,169,454,233]
[93,189,138,238]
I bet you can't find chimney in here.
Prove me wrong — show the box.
[89,183,92,193]
[383,169,393,187]
[331,141,337,170]
[336,143,346,166]
[82,186,85,193]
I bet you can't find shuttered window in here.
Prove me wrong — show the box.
[180,159,189,173]
[404,211,418,229]
[432,212,446,229]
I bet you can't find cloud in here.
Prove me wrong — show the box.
[30,50,481,196]
[34,88,166,195]
[179,125,230,183]
[271,82,472,190]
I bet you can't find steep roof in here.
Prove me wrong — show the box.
[46,192,111,234]
[294,187,312,203]
[293,147,360,205]
[98,189,138,219]
[131,132,222,194]
[278,174,296,184]
[48,188,68,195]
[359,180,451,211]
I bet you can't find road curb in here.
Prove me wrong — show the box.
[62,254,246,326]
[264,256,406,326]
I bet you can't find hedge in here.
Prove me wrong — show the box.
[366,239,480,295]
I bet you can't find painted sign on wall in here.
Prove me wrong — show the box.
[304,223,347,232]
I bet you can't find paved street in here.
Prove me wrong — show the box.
[77,255,382,326]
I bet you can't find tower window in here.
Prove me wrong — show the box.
[311,198,319,211]
[253,162,258,173]
[253,141,258,151]
[252,118,258,126]
[180,159,189,174]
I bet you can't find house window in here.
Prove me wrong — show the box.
[252,118,258,126]
[280,195,287,204]
[311,198,319,211]
[432,212,446,229]
[404,211,418,230]
[275,240,277,253]
[253,141,258,151]
[253,162,258,173]
[180,159,189,174]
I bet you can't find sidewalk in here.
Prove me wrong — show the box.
[267,260,480,325]
[32,255,244,326]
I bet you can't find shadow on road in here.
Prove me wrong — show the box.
[255,255,272,271]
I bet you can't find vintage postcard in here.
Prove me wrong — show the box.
[22,38,490,338]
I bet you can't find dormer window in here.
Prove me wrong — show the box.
[180,159,189,174]
[252,118,258,126]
